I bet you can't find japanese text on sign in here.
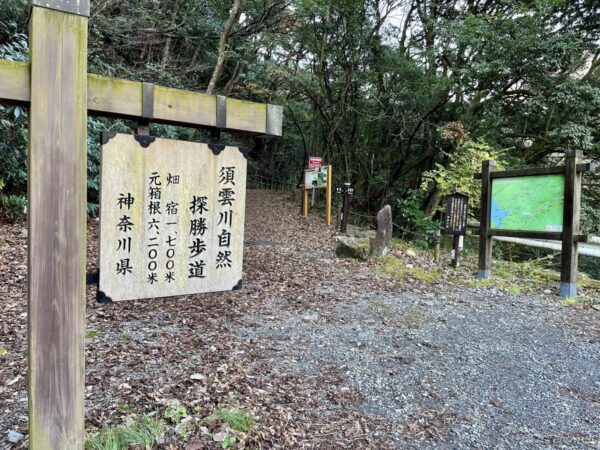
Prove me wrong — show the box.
[99,134,247,301]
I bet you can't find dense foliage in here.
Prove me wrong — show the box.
[0,0,598,235]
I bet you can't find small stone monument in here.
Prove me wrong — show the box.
[371,205,393,257]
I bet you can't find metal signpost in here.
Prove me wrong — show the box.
[0,1,282,447]
[475,151,595,298]
[444,193,469,267]
[336,183,354,234]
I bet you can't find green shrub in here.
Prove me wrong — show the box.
[0,194,26,219]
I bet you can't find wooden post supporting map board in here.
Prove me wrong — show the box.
[478,161,495,278]
[476,154,593,298]
[0,2,282,446]
[303,165,332,226]
[560,150,583,298]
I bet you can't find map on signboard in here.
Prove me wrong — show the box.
[490,174,564,232]
[99,133,247,302]
[305,167,328,189]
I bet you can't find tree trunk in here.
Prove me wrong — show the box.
[206,0,242,95]
[424,187,442,218]
[161,0,182,69]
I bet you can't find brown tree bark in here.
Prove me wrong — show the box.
[161,0,182,69]
[206,0,242,95]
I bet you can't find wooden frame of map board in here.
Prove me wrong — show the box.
[475,151,595,298]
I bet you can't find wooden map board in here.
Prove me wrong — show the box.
[99,133,247,301]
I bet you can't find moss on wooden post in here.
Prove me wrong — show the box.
[28,6,88,448]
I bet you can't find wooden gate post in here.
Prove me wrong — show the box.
[478,160,496,278]
[28,2,88,448]
[560,150,583,298]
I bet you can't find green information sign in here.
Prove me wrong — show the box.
[491,174,565,232]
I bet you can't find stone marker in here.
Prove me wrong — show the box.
[371,205,393,257]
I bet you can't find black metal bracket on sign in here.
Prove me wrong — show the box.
[232,280,243,291]
[209,141,225,155]
[134,134,156,148]
[238,147,249,159]
[101,130,117,145]
[86,271,99,285]
[86,271,112,304]
[97,291,113,304]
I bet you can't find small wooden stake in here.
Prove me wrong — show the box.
[478,160,496,278]
[434,229,441,263]
[28,5,88,449]
[451,235,460,267]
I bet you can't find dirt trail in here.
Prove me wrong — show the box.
[1,190,599,449]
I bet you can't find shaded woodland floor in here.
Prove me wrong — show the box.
[1,190,599,449]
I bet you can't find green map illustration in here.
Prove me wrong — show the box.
[490,174,564,232]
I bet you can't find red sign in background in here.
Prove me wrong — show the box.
[308,156,322,169]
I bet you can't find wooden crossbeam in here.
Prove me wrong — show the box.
[0,59,283,136]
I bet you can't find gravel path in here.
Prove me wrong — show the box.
[236,283,600,449]
[1,189,599,449]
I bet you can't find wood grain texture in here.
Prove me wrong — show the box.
[1,61,282,136]
[88,74,142,117]
[478,160,495,278]
[0,59,29,104]
[561,151,582,290]
[28,6,87,449]
[99,134,247,301]
[225,97,267,133]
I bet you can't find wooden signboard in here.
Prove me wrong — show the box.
[305,166,328,189]
[444,193,469,236]
[99,133,247,301]
[490,174,564,232]
[475,152,595,298]
[302,165,332,225]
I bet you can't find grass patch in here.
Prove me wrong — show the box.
[85,414,166,450]
[451,255,600,300]
[372,256,442,284]
[207,408,254,433]
[85,329,100,340]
